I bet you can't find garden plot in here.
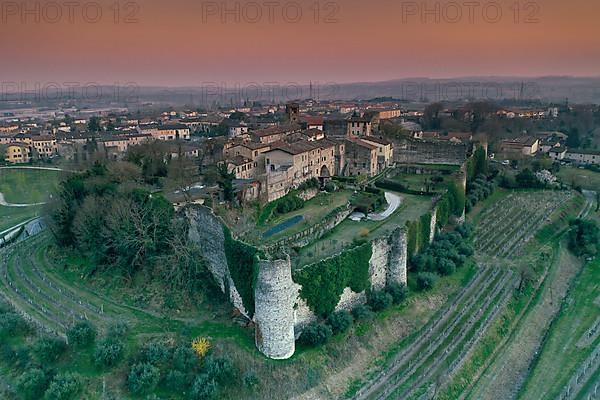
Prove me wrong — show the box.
[354,264,517,400]
[474,191,572,259]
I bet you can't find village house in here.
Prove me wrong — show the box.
[361,136,394,172]
[344,137,379,177]
[223,119,249,138]
[30,135,58,158]
[347,116,373,137]
[228,156,258,180]
[5,143,32,164]
[549,146,567,161]
[251,124,302,144]
[565,149,600,165]
[155,124,191,141]
[501,136,540,156]
[263,139,337,202]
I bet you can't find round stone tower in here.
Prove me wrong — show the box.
[254,256,296,360]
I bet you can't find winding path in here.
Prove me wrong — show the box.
[0,192,47,207]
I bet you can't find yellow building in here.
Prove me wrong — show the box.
[5,143,32,164]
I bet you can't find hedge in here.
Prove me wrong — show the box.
[293,242,373,317]
[223,226,260,317]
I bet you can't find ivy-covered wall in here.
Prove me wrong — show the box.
[292,242,373,317]
[223,226,260,317]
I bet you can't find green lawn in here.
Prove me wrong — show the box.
[258,190,354,243]
[518,257,600,400]
[557,166,600,191]
[0,205,42,233]
[0,168,63,204]
[294,193,432,267]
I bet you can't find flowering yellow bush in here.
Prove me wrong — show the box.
[191,337,211,358]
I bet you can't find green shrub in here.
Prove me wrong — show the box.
[190,373,217,400]
[438,259,457,276]
[203,355,235,383]
[106,320,129,338]
[416,272,438,291]
[127,363,160,394]
[94,338,124,368]
[293,242,372,317]
[165,370,187,391]
[142,341,171,366]
[173,345,199,372]
[299,322,333,346]
[568,219,599,257]
[32,336,67,364]
[43,373,81,400]
[0,313,29,339]
[327,311,353,335]
[368,291,393,312]
[16,368,48,400]
[243,370,260,390]
[351,304,374,320]
[66,321,96,348]
[276,194,304,214]
[387,283,409,305]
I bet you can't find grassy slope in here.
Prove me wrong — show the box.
[0,169,62,232]
[519,258,600,399]
[0,168,62,204]
[557,166,600,191]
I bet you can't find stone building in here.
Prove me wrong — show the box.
[344,137,379,177]
[264,139,336,202]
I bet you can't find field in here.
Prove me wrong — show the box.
[0,168,63,204]
[557,166,600,191]
[0,168,63,233]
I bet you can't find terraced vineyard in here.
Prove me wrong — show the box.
[474,191,572,258]
[0,232,165,338]
[354,190,576,400]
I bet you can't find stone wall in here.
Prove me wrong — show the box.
[184,206,250,318]
[387,228,408,286]
[429,207,438,243]
[392,137,468,166]
[185,204,411,360]
[369,237,391,291]
[254,257,297,360]
[267,205,353,251]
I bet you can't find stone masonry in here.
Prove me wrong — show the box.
[254,257,297,360]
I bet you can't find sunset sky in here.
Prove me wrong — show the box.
[1,0,599,86]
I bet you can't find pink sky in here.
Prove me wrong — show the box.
[1,0,599,86]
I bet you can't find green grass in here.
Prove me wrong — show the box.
[518,257,600,400]
[0,205,41,233]
[257,190,353,243]
[0,168,63,204]
[294,193,432,267]
[557,166,600,191]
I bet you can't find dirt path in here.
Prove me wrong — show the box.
[0,192,46,207]
[468,245,581,400]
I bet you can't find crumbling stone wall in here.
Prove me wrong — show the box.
[387,228,408,286]
[185,205,412,360]
[429,207,438,243]
[370,237,391,291]
[254,257,297,360]
[184,206,250,318]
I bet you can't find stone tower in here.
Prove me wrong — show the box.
[254,257,296,360]
[286,102,300,124]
